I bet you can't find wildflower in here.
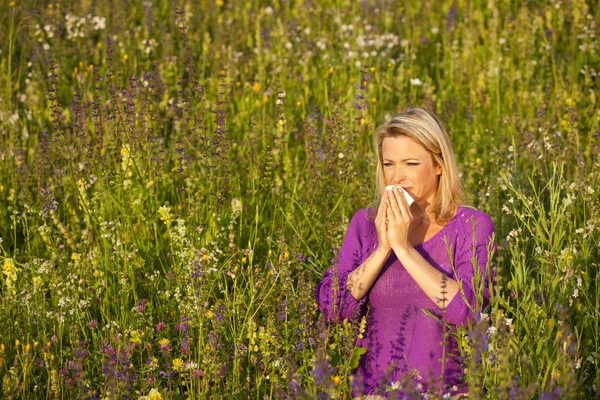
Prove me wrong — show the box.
[572,288,579,298]
[158,205,173,223]
[231,198,242,218]
[130,330,143,345]
[487,326,497,335]
[410,78,423,86]
[252,82,261,93]
[147,388,163,400]
[172,358,184,371]
[88,320,97,328]
[159,338,170,352]
[3,258,18,296]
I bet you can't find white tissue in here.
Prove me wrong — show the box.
[385,185,415,206]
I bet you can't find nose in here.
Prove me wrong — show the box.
[389,166,407,185]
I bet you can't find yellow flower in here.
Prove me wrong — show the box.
[370,67,375,72]
[130,330,142,345]
[3,258,17,275]
[71,253,80,262]
[9,1,15,6]
[147,388,163,400]
[122,54,128,63]
[158,338,169,346]
[252,82,261,93]
[172,358,184,371]
[120,146,130,155]
[215,0,224,6]
[157,205,173,223]
[330,375,341,385]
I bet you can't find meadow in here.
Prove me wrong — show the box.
[0,0,599,398]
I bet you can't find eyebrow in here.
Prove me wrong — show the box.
[382,158,420,162]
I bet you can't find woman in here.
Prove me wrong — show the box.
[315,107,495,399]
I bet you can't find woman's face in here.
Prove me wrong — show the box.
[381,135,441,206]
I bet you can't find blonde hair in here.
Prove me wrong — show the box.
[367,107,465,224]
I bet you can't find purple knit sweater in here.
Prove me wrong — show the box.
[315,206,495,397]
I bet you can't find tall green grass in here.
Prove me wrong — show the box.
[0,0,598,398]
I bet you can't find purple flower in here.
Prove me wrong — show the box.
[89,320,98,328]
[156,322,166,332]
[309,351,333,385]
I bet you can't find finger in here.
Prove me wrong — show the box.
[389,188,401,216]
[386,205,395,222]
[376,193,387,220]
[395,188,413,221]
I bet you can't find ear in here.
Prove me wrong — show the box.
[435,163,442,176]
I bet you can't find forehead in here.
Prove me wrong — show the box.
[381,136,429,158]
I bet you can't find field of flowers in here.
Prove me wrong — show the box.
[1,0,599,398]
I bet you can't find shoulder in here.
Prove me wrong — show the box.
[345,208,377,239]
[348,208,375,228]
[454,206,494,235]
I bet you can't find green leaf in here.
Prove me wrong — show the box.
[349,346,367,370]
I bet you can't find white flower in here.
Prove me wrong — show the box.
[572,288,579,298]
[505,318,513,327]
[587,355,595,363]
[285,42,292,50]
[479,312,489,321]
[499,37,506,45]
[264,6,273,15]
[410,78,423,86]
[575,358,581,369]
[338,153,344,159]
[431,26,439,34]
[487,326,497,335]
[577,277,582,287]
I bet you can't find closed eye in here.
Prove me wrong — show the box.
[407,162,420,166]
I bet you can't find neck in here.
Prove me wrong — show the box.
[411,202,434,226]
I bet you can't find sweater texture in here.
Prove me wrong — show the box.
[315,206,495,397]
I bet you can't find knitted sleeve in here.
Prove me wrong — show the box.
[315,210,368,323]
[443,211,495,327]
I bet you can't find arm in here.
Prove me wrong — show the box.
[385,187,494,327]
[394,246,460,309]
[346,246,391,301]
[442,213,495,327]
[315,210,380,323]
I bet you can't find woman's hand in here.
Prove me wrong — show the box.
[375,191,392,252]
[386,187,413,252]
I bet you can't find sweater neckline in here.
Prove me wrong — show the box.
[413,207,463,248]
